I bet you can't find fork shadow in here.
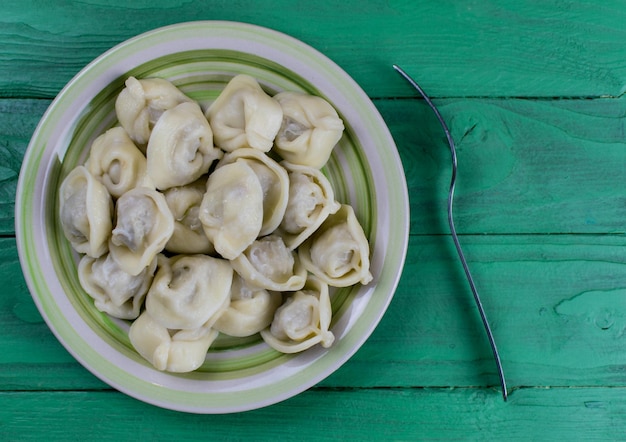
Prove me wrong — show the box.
[379,88,505,393]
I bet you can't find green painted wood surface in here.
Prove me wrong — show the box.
[3,1,626,99]
[2,387,626,440]
[1,0,625,439]
[2,97,625,235]
[2,234,626,391]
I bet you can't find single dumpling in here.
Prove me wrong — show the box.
[163,178,214,255]
[129,311,219,373]
[273,91,344,169]
[217,148,289,236]
[298,204,373,287]
[277,161,341,249]
[109,187,174,276]
[212,272,283,337]
[146,101,222,190]
[198,161,263,260]
[231,234,307,292]
[59,165,113,258]
[86,126,154,198]
[145,254,233,330]
[115,76,194,146]
[78,253,157,320]
[205,74,283,152]
[260,274,334,353]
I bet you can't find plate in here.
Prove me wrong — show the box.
[15,21,409,413]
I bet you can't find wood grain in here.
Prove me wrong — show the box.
[2,387,625,440]
[386,96,626,235]
[3,96,625,235]
[2,1,626,99]
[3,234,626,391]
[3,0,626,436]
[0,99,48,234]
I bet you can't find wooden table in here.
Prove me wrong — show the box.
[2,1,625,439]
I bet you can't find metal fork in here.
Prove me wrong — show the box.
[393,65,508,401]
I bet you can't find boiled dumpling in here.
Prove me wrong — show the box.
[278,161,341,249]
[298,204,373,287]
[198,161,263,260]
[115,76,194,146]
[231,234,307,291]
[145,254,233,330]
[217,148,289,236]
[163,178,214,255]
[260,274,334,353]
[129,311,219,373]
[86,126,154,198]
[146,101,222,190]
[61,75,377,370]
[273,91,344,169]
[78,253,157,320]
[59,165,113,258]
[109,187,174,276]
[212,272,282,337]
[205,74,283,152]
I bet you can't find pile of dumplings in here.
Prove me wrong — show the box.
[59,74,373,373]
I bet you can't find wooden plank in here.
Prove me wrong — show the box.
[384,95,626,235]
[0,99,48,234]
[2,96,624,235]
[2,1,626,99]
[3,234,626,391]
[1,387,625,440]
[341,234,626,389]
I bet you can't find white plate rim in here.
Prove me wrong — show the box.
[15,20,410,414]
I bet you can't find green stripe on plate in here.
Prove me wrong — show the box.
[16,21,408,413]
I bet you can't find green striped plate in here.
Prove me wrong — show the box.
[15,21,409,413]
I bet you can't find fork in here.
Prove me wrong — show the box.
[393,65,508,401]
